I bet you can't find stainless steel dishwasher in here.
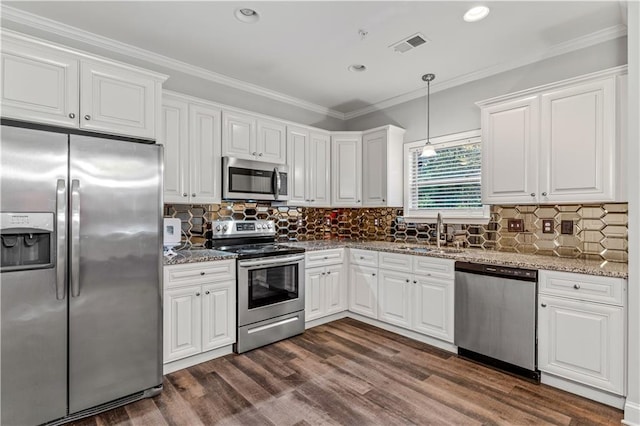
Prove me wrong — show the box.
[454,261,539,380]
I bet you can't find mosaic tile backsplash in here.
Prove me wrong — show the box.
[165,202,628,263]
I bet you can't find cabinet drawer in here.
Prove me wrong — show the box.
[349,248,378,267]
[413,256,455,280]
[164,260,235,289]
[378,252,412,272]
[306,249,344,268]
[539,270,625,306]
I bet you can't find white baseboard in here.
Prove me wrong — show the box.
[541,372,626,409]
[623,400,640,425]
[305,311,349,329]
[163,345,234,375]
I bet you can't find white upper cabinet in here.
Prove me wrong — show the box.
[1,31,166,139]
[222,110,286,163]
[332,132,362,207]
[478,66,627,204]
[161,92,221,204]
[287,126,331,207]
[481,97,539,204]
[1,34,79,128]
[362,125,406,207]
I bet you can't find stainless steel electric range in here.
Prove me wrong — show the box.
[206,220,305,353]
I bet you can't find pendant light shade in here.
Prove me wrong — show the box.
[420,73,437,158]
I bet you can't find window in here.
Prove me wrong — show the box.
[403,130,489,223]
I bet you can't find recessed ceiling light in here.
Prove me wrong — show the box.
[348,64,367,73]
[235,8,260,23]
[463,6,490,22]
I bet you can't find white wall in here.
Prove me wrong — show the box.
[345,37,628,141]
[624,3,639,425]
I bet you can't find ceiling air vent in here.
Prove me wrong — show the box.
[389,33,429,54]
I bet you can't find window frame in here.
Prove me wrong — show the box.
[403,129,489,224]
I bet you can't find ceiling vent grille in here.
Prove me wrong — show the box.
[389,33,428,54]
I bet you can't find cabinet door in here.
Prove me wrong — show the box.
[257,119,287,163]
[412,277,454,342]
[362,129,387,207]
[305,267,325,321]
[80,60,157,139]
[202,281,236,351]
[309,132,332,207]
[164,287,202,363]
[1,37,79,128]
[161,97,189,203]
[481,96,539,204]
[348,265,378,318]
[325,264,347,315]
[189,103,222,204]
[332,134,362,206]
[222,111,256,160]
[538,294,624,395]
[378,269,412,329]
[287,127,309,206]
[540,78,616,203]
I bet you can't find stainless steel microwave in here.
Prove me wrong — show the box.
[222,157,289,201]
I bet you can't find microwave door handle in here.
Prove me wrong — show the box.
[274,167,281,200]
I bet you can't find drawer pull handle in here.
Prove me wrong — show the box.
[573,284,580,289]
[541,303,547,308]
[200,272,205,276]
[324,256,329,259]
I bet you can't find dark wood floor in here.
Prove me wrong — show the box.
[71,318,623,425]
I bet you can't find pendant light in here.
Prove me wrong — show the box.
[420,73,437,157]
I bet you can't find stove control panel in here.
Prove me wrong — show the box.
[209,220,276,238]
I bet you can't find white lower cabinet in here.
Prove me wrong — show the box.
[538,270,626,396]
[376,252,455,343]
[305,250,347,322]
[348,264,378,319]
[163,260,236,364]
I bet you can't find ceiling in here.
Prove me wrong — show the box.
[1,1,627,119]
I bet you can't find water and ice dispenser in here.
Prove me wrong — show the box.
[1,213,54,271]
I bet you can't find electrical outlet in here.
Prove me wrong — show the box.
[561,220,574,235]
[507,219,524,232]
[542,219,554,234]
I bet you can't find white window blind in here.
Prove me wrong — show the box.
[403,130,489,222]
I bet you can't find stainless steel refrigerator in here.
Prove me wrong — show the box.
[0,123,163,425]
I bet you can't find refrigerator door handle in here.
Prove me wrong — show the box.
[71,179,81,298]
[55,179,67,300]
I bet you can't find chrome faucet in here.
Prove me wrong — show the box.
[436,212,444,249]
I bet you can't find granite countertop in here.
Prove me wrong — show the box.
[163,248,238,265]
[164,240,627,278]
[285,240,628,279]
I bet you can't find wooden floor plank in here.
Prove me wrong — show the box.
[69,318,623,425]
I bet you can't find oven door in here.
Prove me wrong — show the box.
[237,254,304,326]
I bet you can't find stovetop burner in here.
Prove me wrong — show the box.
[205,220,305,259]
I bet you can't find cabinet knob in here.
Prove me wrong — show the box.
[372,273,376,276]
[183,193,188,197]
[573,284,581,289]
[530,193,535,197]
[357,200,361,203]
[382,198,385,202]
[68,113,76,119]
[360,256,364,260]
[541,192,548,196]
[327,271,331,275]
[252,152,257,156]
[324,256,328,260]
[192,193,196,197]
[205,291,210,295]
[311,199,315,202]
[195,292,201,296]
[84,115,91,121]
[406,279,410,283]
[322,272,326,275]
[200,272,205,276]
[541,303,547,307]
[413,280,417,284]
[259,152,263,157]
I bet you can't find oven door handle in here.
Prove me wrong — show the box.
[238,255,305,268]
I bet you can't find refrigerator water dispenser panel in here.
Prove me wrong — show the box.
[1,212,54,270]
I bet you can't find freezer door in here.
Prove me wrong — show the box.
[1,125,68,425]
[68,135,162,414]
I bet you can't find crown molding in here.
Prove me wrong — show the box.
[0,5,346,120]
[344,24,628,120]
[1,5,626,122]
